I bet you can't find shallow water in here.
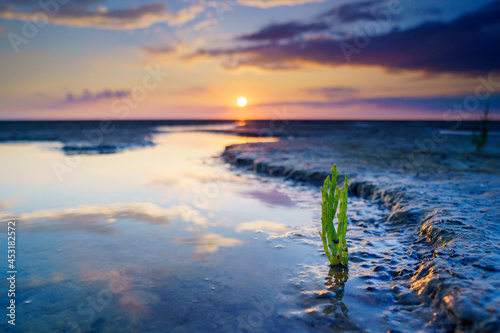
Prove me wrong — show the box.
[0,128,439,332]
[221,120,500,332]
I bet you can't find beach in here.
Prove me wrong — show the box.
[222,120,500,331]
[0,120,499,332]
[2,0,500,331]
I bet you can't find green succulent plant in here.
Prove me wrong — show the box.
[319,164,349,266]
[472,102,490,152]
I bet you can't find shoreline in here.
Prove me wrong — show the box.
[0,120,498,331]
[221,125,500,332]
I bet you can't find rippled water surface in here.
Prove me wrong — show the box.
[0,129,438,332]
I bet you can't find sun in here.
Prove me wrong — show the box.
[237,96,247,107]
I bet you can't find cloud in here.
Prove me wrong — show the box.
[237,0,325,8]
[0,212,14,222]
[193,18,218,31]
[238,21,329,41]
[174,232,243,253]
[5,203,207,233]
[318,0,385,23]
[0,1,204,29]
[0,198,19,210]
[143,45,176,55]
[64,89,130,104]
[241,189,296,207]
[337,94,500,113]
[255,93,500,114]
[1,0,101,6]
[189,1,500,74]
[304,86,359,99]
[236,220,291,235]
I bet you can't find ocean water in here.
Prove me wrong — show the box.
[0,121,498,332]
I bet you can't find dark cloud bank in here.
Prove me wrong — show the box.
[191,1,500,75]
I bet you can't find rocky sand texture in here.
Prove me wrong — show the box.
[221,121,500,332]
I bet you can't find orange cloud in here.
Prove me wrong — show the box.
[0,3,203,30]
[237,0,325,8]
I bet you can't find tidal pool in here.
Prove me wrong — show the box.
[0,128,436,332]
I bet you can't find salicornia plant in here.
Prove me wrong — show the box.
[472,102,490,152]
[319,164,349,266]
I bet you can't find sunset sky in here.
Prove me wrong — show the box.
[0,0,499,120]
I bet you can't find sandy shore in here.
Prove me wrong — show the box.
[222,121,500,332]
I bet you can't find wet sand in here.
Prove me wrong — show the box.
[221,120,500,332]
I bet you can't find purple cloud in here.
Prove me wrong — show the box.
[255,93,500,114]
[189,1,500,74]
[318,0,385,23]
[238,22,330,41]
[65,89,130,104]
[304,87,359,99]
[0,1,203,29]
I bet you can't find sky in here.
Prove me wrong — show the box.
[0,0,499,120]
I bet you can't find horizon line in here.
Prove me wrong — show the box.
[0,118,498,122]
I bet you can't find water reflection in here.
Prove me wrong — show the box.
[0,120,238,156]
[7,203,207,233]
[0,130,317,332]
[323,266,351,325]
[26,272,67,288]
[241,189,297,208]
[174,232,243,254]
[235,220,291,236]
[0,198,18,210]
